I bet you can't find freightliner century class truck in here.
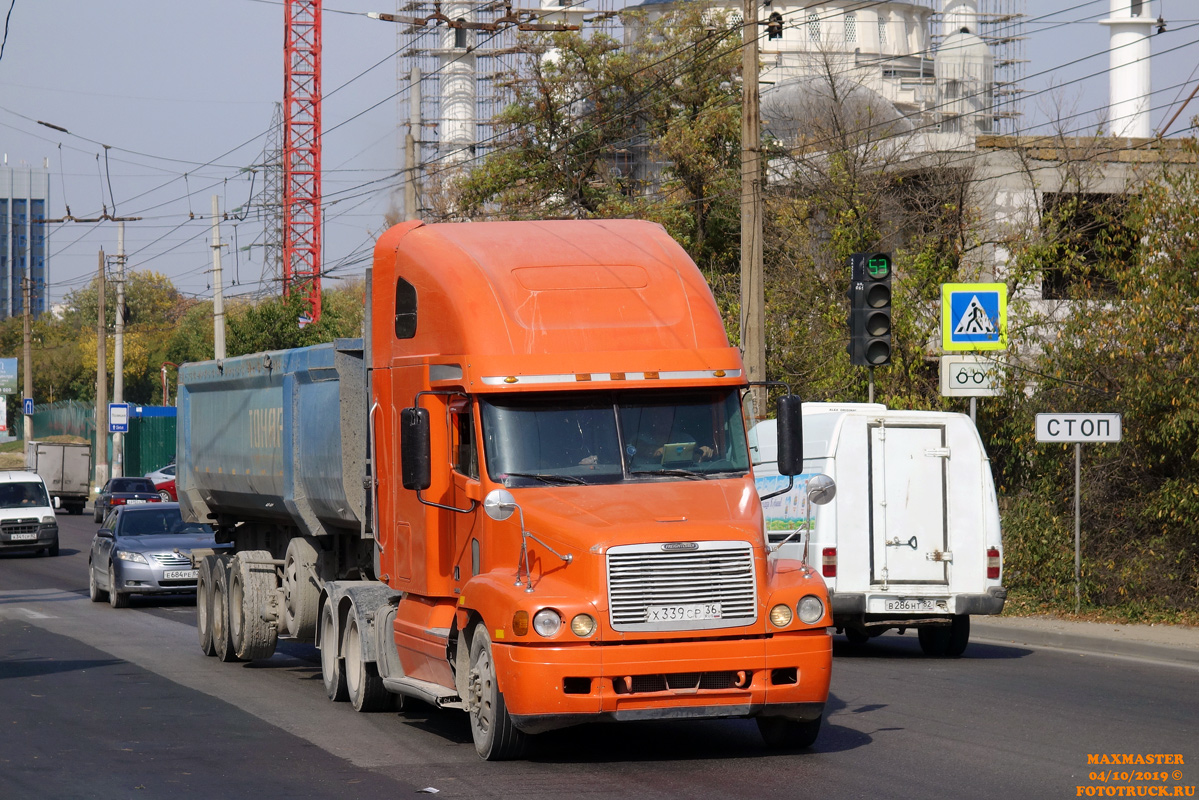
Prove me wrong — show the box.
[178,219,834,759]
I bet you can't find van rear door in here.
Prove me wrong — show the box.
[869,422,948,587]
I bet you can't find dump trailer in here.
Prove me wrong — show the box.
[26,440,92,515]
[749,404,1006,657]
[178,219,833,759]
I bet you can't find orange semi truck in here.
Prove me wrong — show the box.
[177,219,833,759]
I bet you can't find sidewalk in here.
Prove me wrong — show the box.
[972,615,1199,667]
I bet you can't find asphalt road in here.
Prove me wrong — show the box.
[2,511,1196,800]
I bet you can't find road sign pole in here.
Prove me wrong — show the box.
[1075,442,1082,615]
[970,397,976,424]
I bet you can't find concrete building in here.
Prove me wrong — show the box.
[0,162,50,321]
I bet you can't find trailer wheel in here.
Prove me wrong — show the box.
[946,614,970,657]
[320,602,348,702]
[917,624,952,657]
[230,551,279,661]
[212,556,243,663]
[344,614,391,712]
[282,537,321,640]
[466,623,528,760]
[196,556,217,656]
[757,715,822,750]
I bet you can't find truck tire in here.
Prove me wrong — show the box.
[844,627,871,646]
[282,537,321,640]
[946,614,970,657]
[230,551,279,662]
[466,623,528,760]
[757,715,822,750]
[212,556,243,663]
[196,556,217,657]
[320,602,348,702]
[108,564,130,609]
[918,624,952,657]
[343,614,391,712]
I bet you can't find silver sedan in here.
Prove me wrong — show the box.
[88,503,230,608]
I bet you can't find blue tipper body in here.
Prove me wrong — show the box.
[175,338,368,538]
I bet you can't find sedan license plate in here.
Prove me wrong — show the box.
[162,569,198,580]
[885,598,936,612]
[646,603,722,623]
[9,532,38,541]
[126,499,147,505]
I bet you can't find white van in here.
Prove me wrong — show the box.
[750,404,1005,657]
[0,470,60,557]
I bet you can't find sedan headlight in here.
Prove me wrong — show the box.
[116,550,148,564]
[797,594,825,625]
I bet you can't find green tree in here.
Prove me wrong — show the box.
[227,283,364,357]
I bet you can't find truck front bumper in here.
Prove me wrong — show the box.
[492,629,831,735]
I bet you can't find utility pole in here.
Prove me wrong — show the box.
[95,250,108,495]
[211,195,227,360]
[404,65,422,221]
[740,0,767,420]
[112,223,126,478]
[21,276,32,443]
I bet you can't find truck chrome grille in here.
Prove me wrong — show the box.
[607,541,758,632]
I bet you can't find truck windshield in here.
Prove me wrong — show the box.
[0,482,51,509]
[479,389,750,487]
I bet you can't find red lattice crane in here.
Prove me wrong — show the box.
[283,0,322,322]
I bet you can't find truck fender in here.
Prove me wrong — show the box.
[319,581,402,665]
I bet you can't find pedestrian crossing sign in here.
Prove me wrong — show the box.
[941,283,1007,351]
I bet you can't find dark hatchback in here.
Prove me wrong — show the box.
[94,477,161,523]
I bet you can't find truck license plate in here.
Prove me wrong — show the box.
[9,532,38,541]
[885,598,936,612]
[646,603,722,623]
[163,570,198,580]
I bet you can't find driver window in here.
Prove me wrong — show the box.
[452,406,478,479]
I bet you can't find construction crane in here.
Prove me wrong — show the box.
[283,0,322,323]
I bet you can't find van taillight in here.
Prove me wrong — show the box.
[822,547,837,578]
[986,547,1001,579]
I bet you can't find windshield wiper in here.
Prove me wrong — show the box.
[630,469,707,480]
[503,472,587,485]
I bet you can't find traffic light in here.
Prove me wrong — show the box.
[847,252,892,366]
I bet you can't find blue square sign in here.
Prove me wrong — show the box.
[23,397,33,416]
[941,283,1007,351]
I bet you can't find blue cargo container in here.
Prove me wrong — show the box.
[176,339,368,538]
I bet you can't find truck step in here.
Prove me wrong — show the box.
[382,675,462,709]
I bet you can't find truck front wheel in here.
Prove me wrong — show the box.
[466,623,528,760]
[757,715,822,750]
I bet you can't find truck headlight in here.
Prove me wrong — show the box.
[797,595,825,625]
[769,603,794,628]
[117,551,148,564]
[570,614,596,637]
[532,609,562,637]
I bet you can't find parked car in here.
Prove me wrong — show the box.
[154,477,177,502]
[0,471,59,557]
[144,463,176,485]
[94,477,161,523]
[88,503,229,608]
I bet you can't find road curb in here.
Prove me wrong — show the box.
[972,619,1199,667]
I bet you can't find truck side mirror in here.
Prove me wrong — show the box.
[400,407,432,491]
[776,395,803,476]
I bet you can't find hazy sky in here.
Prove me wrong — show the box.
[0,0,1195,309]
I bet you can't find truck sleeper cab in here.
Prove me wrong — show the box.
[179,219,834,760]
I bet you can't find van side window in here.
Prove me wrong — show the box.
[452,407,478,479]
[395,277,417,339]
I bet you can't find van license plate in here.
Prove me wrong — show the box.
[885,598,936,612]
[9,533,38,541]
[162,569,198,580]
[646,603,722,623]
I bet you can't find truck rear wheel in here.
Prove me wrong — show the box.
[466,623,528,760]
[282,537,321,640]
[757,715,822,750]
[212,556,243,663]
[918,624,951,657]
[344,614,390,712]
[320,602,349,701]
[196,556,217,656]
[946,614,970,657]
[230,551,279,662]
